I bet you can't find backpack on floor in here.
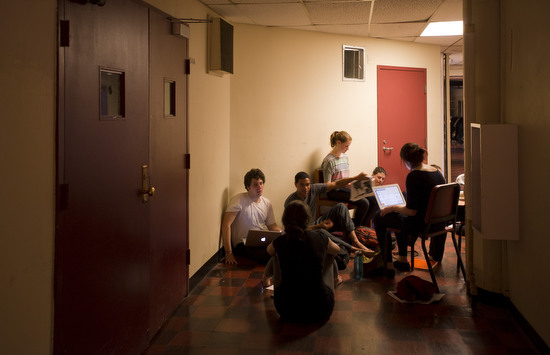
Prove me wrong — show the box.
[396,275,437,302]
[355,226,380,251]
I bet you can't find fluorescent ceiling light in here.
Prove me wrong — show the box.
[421,21,463,36]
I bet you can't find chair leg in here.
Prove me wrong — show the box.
[383,230,392,266]
[457,223,465,269]
[421,237,439,293]
[410,238,415,270]
[450,230,467,281]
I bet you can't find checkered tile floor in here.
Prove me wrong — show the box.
[144,235,541,354]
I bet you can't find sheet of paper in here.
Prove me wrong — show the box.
[349,179,374,201]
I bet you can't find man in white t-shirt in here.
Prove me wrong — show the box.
[221,169,281,264]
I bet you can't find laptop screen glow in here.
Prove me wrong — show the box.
[373,184,406,208]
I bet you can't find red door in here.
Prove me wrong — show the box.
[377,66,427,189]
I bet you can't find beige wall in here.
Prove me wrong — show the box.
[1,2,57,354]
[464,0,550,345]
[501,0,550,344]
[230,24,443,224]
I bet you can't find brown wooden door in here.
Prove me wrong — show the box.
[55,1,151,353]
[148,9,190,335]
[377,66,427,188]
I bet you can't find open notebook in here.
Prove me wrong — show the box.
[373,183,406,208]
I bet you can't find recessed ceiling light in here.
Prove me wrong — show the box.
[421,21,463,36]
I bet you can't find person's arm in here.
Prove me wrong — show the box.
[326,172,369,191]
[309,219,334,230]
[221,211,238,264]
[326,238,341,256]
[267,242,276,256]
[267,223,282,231]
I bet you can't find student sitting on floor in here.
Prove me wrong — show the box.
[221,168,281,265]
[266,200,340,323]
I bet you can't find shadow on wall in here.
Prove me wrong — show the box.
[308,148,325,175]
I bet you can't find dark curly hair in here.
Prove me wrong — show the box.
[294,171,310,184]
[244,168,265,190]
[372,166,386,175]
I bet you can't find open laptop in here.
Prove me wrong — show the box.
[245,230,282,247]
[373,183,406,208]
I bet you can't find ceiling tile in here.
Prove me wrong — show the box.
[369,22,427,37]
[305,2,372,25]
[415,34,462,46]
[315,23,371,37]
[371,0,443,23]
[208,4,255,24]
[232,0,300,3]
[199,0,233,5]
[237,3,312,26]
[430,0,463,21]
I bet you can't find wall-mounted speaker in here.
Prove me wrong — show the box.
[208,16,233,75]
[171,22,190,39]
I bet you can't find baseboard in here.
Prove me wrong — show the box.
[189,250,221,292]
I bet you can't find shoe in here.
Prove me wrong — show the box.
[385,268,395,278]
[393,260,411,272]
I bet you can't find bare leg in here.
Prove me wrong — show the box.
[348,230,375,255]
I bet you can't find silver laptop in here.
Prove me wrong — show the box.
[373,183,406,208]
[245,230,282,247]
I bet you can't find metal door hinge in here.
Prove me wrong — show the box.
[59,184,69,211]
[60,20,70,47]
[184,154,190,169]
[185,59,191,75]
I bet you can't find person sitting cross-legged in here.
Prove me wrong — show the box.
[285,171,374,253]
[267,200,341,323]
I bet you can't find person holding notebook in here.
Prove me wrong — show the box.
[321,131,372,227]
[221,168,281,265]
[372,143,445,278]
[284,171,374,253]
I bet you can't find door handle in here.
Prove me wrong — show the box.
[139,165,155,203]
[382,146,394,152]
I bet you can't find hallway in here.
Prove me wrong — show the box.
[144,237,541,354]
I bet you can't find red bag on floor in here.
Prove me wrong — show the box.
[396,275,437,302]
[355,226,380,251]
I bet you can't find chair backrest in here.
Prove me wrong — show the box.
[424,183,461,227]
[314,168,324,184]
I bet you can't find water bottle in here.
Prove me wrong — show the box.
[354,251,363,280]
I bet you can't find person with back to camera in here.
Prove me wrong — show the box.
[221,168,282,265]
[321,131,371,227]
[267,200,340,322]
[372,143,445,278]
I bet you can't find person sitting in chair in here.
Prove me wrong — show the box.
[372,143,445,278]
